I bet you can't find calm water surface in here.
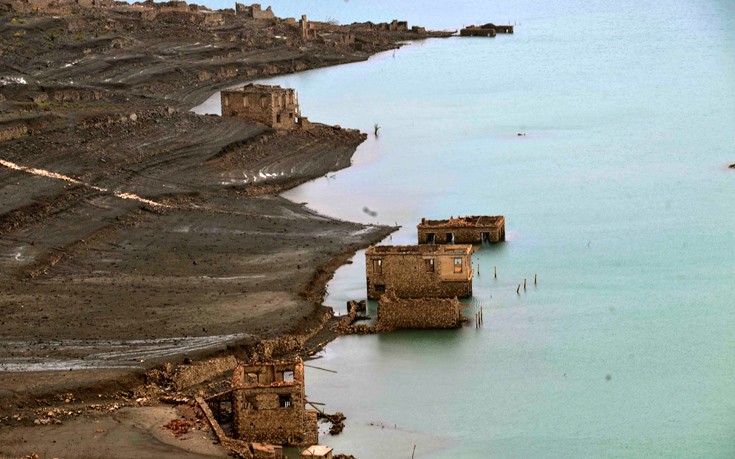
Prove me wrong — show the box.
[195,1,735,457]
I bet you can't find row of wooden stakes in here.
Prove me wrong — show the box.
[476,264,538,292]
[517,274,538,294]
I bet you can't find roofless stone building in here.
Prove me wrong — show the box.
[221,84,310,130]
[231,357,318,447]
[417,215,505,244]
[365,244,473,300]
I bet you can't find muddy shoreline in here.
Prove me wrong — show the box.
[0,3,436,455]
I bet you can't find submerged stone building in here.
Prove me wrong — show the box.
[417,215,505,244]
[231,357,318,446]
[460,23,514,37]
[365,244,474,300]
[221,84,306,129]
[377,291,463,329]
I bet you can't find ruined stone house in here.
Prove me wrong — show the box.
[376,19,408,31]
[235,3,275,19]
[365,244,474,300]
[417,215,505,244]
[231,357,318,446]
[221,84,305,129]
[299,15,318,40]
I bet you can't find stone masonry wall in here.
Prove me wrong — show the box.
[418,225,505,244]
[222,89,298,129]
[377,292,462,329]
[171,355,238,391]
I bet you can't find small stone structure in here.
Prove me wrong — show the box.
[221,84,306,130]
[460,26,496,37]
[299,15,318,40]
[418,215,505,244]
[0,121,29,141]
[378,291,463,329]
[365,244,473,300]
[460,23,514,37]
[301,445,333,459]
[231,357,318,446]
[235,3,274,19]
[376,19,408,32]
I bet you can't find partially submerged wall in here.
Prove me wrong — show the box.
[417,216,505,244]
[418,225,504,244]
[378,292,462,329]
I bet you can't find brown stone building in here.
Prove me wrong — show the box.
[365,244,473,300]
[235,3,275,19]
[417,215,505,244]
[460,23,514,37]
[299,15,318,40]
[221,84,302,129]
[231,357,318,446]
[301,445,333,459]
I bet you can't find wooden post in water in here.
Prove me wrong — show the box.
[477,264,480,275]
[494,266,497,278]
[516,284,520,294]
[524,278,527,290]
[535,274,538,285]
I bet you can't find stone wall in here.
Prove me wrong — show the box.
[251,4,274,19]
[377,292,462,329]
[221,86,299,129]
[171,355,238,391]
[417,216,505,244]
[32,87,103,104]
[0,122,28,141]
[252,310,330,360]
[418,225,504,244]
[235,3,274,19]
[460,27,496,37]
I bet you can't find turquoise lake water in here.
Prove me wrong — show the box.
[194,1,735,457]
